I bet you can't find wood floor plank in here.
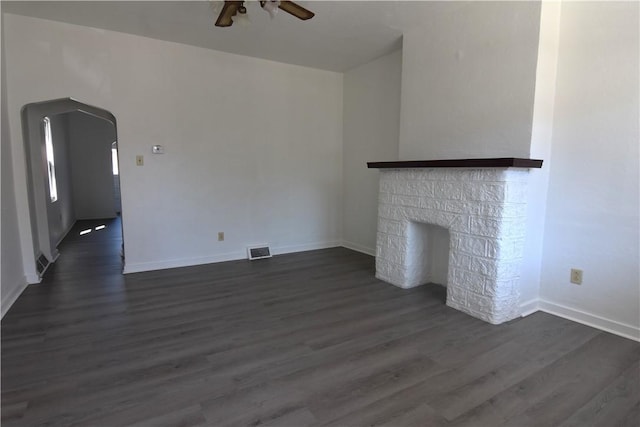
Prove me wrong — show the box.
[2,217,639,426]
[558,361,640,427]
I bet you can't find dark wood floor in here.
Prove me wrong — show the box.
[2,218,639,427]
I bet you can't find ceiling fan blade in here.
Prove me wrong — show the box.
[278,1,315,20]
[215,1,242,27]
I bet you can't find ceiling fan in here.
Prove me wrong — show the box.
[215,1,315,27]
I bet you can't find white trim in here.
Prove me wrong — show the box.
[271,241,341,256]
[123,251,246,274]
[1,277,29,318]
[123,241,342,274]
[26,273,42,284]
[538,299,640,342]
[341,240,375,256]
[520,298,540,317]
[38,260,53,278]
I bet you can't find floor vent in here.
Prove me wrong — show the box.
[36,253,50,276]
[247,245,272,260]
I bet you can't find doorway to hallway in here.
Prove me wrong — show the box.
[21,98,124,280]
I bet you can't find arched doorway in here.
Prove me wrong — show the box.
[21,98,123,278]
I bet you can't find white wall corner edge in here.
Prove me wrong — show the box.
[520,298,540,317]
[341,240,376,257]
[535,299,640,342]
[26,273,42,284]
[1,277,30,319]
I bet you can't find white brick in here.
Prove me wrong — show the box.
[495,238,526,260]
[495,259,522,279]
[419,169,438,180]
[465,202,505,218]
[391,194,421,207]
[485,279,519,299]
[485,240,500,259]
[500,218,527,239]
[433,182,463,200]
[420,198,448,211]
[378,192,392,204]
[441,200,466,214]
[374,167,530,326]
[450,252,474,271]
[386,234,405,252]
[451,268,486,294]
[469,217,502,238]
[456,235,488,257]
[378,219,404,236]
[377,243,406,266]
[461,182,507,202]
[446,286,468,306]
[501,203,527,218]
[396,181,435,197]
[506,181,528,203]
[475,169,505,182]
[469,257,500,278]
[378,205,401,221]
[467,292,496,312]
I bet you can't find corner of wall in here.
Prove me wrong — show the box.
[1,277,29,318]
[520,0,561,305]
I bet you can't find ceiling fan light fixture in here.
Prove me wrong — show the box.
[262,0,281,19]
[215,0,313,27]
[235,9,251,26]
[209,0,224,15]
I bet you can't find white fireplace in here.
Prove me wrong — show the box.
[370,158,542,325]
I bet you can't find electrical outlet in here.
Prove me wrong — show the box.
[136,155,144,166]
[570,268,583,285]
[218,232,224,242]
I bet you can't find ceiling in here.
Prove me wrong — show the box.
[0,1,434,72]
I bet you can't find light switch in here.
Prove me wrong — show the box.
[136,155,144,166]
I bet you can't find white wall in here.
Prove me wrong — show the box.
[399,1,541,160]
[1,12,27,316]
[342,49,402,255]
[3,14,343,274]
[539,1,639,338]
[519,1,561,311]
[46,114,76,246]
[68,111,117,220]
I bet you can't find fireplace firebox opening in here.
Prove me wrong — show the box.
[406,222,450,289]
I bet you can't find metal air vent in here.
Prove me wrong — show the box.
[247,245,272,260]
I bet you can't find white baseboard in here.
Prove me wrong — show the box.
[341,240,375,256]
[123,241,342,274]
[1,277,29,318]
[529,299,640,342]
[520,299,540,317]
[271,240,341,256]
[25,272,42,284]
[123,250,246,274]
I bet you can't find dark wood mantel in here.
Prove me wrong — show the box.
[367,157,543,169]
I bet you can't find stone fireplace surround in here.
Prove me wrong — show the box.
[368,158,543,325]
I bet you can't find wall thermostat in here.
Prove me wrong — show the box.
[152,145,165,154]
